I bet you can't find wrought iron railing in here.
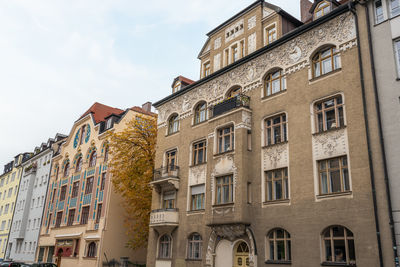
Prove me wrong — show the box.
[211,94,250,118]
[153,165,180,181]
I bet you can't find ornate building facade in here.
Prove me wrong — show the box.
[147,1,396,267]
[6,134,66,263]
[36,102,153,267]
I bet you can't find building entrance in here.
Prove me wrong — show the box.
[233,242,249,267]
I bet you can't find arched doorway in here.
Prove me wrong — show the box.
[234,241,249,267]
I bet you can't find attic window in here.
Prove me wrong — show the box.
[106,118,112,129]
[314,1,331,19]
[173,81,181,93]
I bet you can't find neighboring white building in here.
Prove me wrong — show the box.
[6,134,66,263]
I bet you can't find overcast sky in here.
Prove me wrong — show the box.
[0,0,300,166]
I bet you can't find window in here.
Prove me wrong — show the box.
[264,69,286,97]
[267,229,291,262]
[80,125,86,145]
[226,87,242,98]
[60,185,67,201]
[159,235,171,259]
[7,188,12,198]
[395,39,400,77]
[75,157,82,172]
[312,47,340,78]
[319,156,349,195]
[264,114,287,146]
[322,226,355,265]
[265,25,277,45]
[166,150,177,170]
[203,62,211,77]
[217,125,234,153]
[390,0,400,17]
[232,45,239,62]
[89,151,97,167]
[52,189,57,203]
[173,81,181,93]
[194,102,207,124]
[265,168,289,201]
[193,140,207,165]
[315,95,344,132]
[104,146,109,162]
[71,181,79,198]
[374,0,384,23]
[67,209,75,226]
[96,204,102,223]
[100,173,106,191]
[187,234,202,260]
[191,184,205,211]
[80,206,89,224]
[163,191,175,209]
[85,177,94,194]
[4,204,9,214]
[87,242,96,258]
[216,175,233,204]
[55,212,63,228]
[314,1,331,19]
[168,114,179,134]
[55,166,59,180]
[106,118,112,129]
[64,163,70,177]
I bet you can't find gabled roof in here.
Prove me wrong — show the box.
[171,76,195,88]
[130,106,157,116]
[78,102,124,124]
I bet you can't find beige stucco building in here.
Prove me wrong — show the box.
[36,102,153,267]
[147,1,396,267]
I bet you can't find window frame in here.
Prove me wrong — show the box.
[217,125,234,154]
[314,95,345,133]
[264,69,286,97]
[55,211,63,228]
[215,175,234,205]
[264,113,287,146]
[63,163,70,178]
[89,151,97,168]
[85,176,94,195]
[267,228,291,262]
[390,0,400,17]
[80,206,90,225]
[318,156,350,195]
[265,168,289,202]
[71,181,79,198]
[322,225,356,265]
[192,140,207,166]
[168,114,179,135]
[312,46,340,78]
[75,157,83,172]
[67,209,75,226]
[190,184,205,211]
[95,204,102,224]
[203,61,211,78]
[100,172,106,191]
[87,242,97,258]
[265,25,277,45]
[314,1,331,19]
[59,185,67,201]
[159,235,172,259]
[187,233,202,260]
[395,39,400,78]
[374,0,385,23]
[194,102,207,125]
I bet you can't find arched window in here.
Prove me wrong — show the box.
[312,46,340,78]
[314,95,344,132]
[159,235,171,259]
[314,1,331,19]
[104,146,109,162]
[75,157,82,172]
[63,163,70,177]
[87,242,96,258]
[187,233,202,260]
[264,69,286,97]
[89,151,97,167]
[322,226,355,265]
[194,102,207,124]
[168,114,179,134]
[226,86,242,98]
[267,228,291,261]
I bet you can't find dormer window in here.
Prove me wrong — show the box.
[314,1,331,19]
[173,81,181,93]
[106,118,112,129]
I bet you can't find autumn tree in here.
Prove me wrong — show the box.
[107,114,157,249]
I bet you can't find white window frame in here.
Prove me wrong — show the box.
[395,39,400,78]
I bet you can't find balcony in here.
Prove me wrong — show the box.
[211,94,250,118]
[150,165,180,192]
[149,209,179,232]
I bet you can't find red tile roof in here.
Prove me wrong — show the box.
[79,102,124,124]
[178,76,195,85]
[130,106,157,116]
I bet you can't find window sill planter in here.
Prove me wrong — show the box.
[265,260,292,265]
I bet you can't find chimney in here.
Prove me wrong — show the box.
[300,0,313,23]
[142,102,152,113]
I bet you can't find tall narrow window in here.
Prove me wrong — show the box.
[52,189,57,203]
[63,163,70,177]
[187,234,202,260]
[55,212,62,228]
[80,125,86,145]
[265,114,287,146]
[395,39,400,77]
[166,150,177,172]
[85,177,94,194]
[89,151,97,167]
[55,166,59,180]
[87,242,96,258]
[203,62,211,77]
[267,228,291,262]
[315,95,344,132]
[390,0,400,17]
[71,181,79,198]
[80,206,89,225]
[265,168,289,201]
[319,156,350,195]
[264,69,286,97]
[265,25,277,45]
[96,204,102,223]
[59,185,67,201]
[232,45,239,62]
[100,173,106,191]
[159,235,171,259]
[193,140,207,166]
[75,157,82,172]
[168,114,179,134]
[322,226,355,265]
[104,146,109,162]
[314,1,331,19]
[374,0,384,23]
[163,191,175,209]
[67,209,75,226]
[217,125,234,153]
[312,47,340,78]
[240,40,245,57]
[191,184,205,211]
[194,102,207,124]
[216,175,233,204]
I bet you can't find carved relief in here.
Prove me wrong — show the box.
[206,231,217,266]
[248,33,257,54]
[312,128,348,160]
[157,13,356,127]
[263,7,272,18]
[248,15,256,30]
[214,37,222,49]
[212,224,246,241]
[262,142,289,170]
[188,164,207,186]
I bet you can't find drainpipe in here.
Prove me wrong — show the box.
[349,1,384,267]
[357,0,399,265]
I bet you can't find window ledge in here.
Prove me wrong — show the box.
[317,191,352,199]
[165,131,179,137]
[214,150,234,157]
[312,126,346,136]
[185,258,202,262]
[190,162,208,168]
[156,258,172,261]
[212,203,234,208]
[265,260,292,265]
[187,209,205,215]
[321,262,356,266]
[262,141,288,149]
[263,199,290,206]
[192,120,208,128]
[309,68,342,83]
[261,89,287,101]
[82,257,97,260]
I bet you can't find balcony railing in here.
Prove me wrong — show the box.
[153,165,180,181]
[211,94,250,118]
[149,209,179,227]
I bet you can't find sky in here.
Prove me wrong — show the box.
[0,0,300,166]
